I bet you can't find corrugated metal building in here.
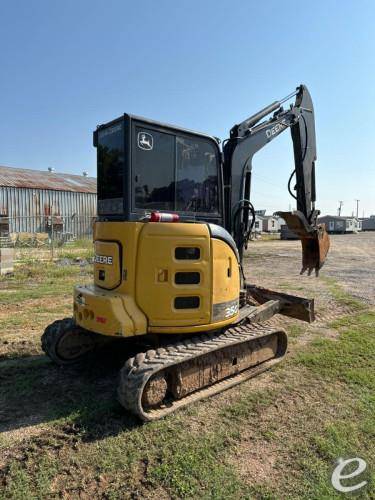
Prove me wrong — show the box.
[0,165,97,236]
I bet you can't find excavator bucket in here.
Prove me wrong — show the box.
[299,226,330,276]
[277,211,330,276]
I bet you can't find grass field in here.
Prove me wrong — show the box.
[0,235,374,498]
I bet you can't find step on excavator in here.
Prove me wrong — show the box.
[42,85,330,421]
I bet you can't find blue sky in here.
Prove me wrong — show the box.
[1,1,374,216]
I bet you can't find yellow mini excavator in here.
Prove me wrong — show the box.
[42,85,330,421]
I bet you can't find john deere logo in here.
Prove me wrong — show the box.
[137,132,153,150]
[94,254,113,265]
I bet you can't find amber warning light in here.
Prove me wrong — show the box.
[149,212,180,222]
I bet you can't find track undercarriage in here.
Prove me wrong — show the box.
[41,286,313,421]
[118,323,287,421]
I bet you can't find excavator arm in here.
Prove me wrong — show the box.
[223,84,330,276]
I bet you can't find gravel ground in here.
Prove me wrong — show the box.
[244,232,375,306]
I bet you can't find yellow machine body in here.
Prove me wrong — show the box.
[74,221,240,337]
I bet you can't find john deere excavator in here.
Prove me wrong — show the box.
[42,85,330,421]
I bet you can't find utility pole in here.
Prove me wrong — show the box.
[355,199,360,219]
[338,201,343,216]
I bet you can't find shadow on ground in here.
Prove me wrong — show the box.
[0,343,143,441]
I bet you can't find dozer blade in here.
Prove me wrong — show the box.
[276,211,330,276]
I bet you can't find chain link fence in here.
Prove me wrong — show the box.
[0,215,95,261]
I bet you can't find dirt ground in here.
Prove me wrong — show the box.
[0,233,374,498]
[246,232,375,305]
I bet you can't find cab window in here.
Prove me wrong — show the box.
[132,127,220,215]
[176,136,219,214]
[97,122,124,215]
[133,128,175,211]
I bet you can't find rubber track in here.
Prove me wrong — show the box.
[41,318,77,365]
[118,322,287,421]
[41,318,104,365]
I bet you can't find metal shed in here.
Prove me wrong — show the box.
[0,165,97,237]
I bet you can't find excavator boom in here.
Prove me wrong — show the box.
[223,84,330,275]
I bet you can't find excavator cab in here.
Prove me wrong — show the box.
[94,115,223,224]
